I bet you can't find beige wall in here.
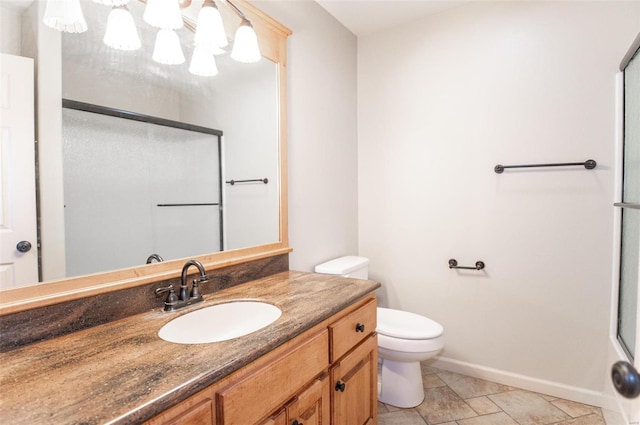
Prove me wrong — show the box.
[254,0,359,272]
[358,0,639,404]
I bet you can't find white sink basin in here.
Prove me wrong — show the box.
[158,301,282,344]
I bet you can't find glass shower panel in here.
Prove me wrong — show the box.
[618,49,640,359]
[62,108,222,277]
[619,209,639,358]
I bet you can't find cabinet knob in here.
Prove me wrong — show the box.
[292,421,303,425]
[355,323,365,332]
[335,381,346,392]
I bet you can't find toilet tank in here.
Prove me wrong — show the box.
[315,256,369,279]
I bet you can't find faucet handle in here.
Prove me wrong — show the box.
[154,284,174,296]
[155,285,178,307]
[190,279,202,299]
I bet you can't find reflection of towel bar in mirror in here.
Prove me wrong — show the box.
[494,159,596,174]
[156,203,220,207]
[448,259,485,271]
[614,203,640,210]
[226,178,269,185]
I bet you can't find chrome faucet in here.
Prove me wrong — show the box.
[155,259,208,311]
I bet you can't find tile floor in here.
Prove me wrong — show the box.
[377,364,614,425]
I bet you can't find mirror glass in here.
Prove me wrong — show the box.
[2,0,282,285]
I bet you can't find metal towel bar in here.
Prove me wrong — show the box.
[157,203,219,207]
[226,178,269,185]
[494,159,596,174]
[448,259,485,271]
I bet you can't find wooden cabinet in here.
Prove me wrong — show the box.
[146,388,214,425]
[258,375,330,425]
[329,299,376,363]
[331,334,377,425]
[258,410,286,425]
[286,373,331,425]
[146,295,377,425]
[217,330,329,424]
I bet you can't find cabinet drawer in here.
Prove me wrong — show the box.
[329,299,376,362]
[217,329,329,425]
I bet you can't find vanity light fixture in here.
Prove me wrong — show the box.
[189,45,219,76]
[42,0,261,73]
[43,0,88,33]
[231,18,260,63]
[152,28,186,64]
[143,0,184,30]
[194,0,228,54]
[92,0,129,5]
[103,5,141,51]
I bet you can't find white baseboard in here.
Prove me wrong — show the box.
[430,356,615,410]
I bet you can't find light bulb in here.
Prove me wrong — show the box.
[43,0,88,33]
[152,29,185,65]
[104,6,141,51]
[92,0,129,6]
[194,0,228,53]
[231,19,260,63]
[189,46,219,77]
[144,0,183,30]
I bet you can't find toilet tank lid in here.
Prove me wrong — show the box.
[315,256,369,275]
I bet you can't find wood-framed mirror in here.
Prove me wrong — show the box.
[0,0,291,315]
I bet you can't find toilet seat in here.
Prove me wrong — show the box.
[377,308,444,340]
[378,332,444,353]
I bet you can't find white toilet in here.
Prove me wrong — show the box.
[315,256,444,408]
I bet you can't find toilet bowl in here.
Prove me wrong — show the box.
[376,307,444,407]
[314,256,445,408]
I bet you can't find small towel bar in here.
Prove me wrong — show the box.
[448,259,485,271]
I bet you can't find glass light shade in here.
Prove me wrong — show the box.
[43,0,88,33]
[103,6,141,51]
[92,0,129,6]
[143,0,183,30]
[231,19,261,63]
[152,29,185,65]
[189,46,219,77]
[194,0,228,53]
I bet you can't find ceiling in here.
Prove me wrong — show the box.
[314,0,469,37]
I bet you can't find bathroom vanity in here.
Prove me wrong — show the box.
[147,290,377,425]
[0,271,379,425]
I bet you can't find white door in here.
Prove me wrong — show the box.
[0,53,38,289]
[610,35,640,423]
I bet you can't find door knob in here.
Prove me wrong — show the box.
[611,361,640,399]
[16,241,32,253]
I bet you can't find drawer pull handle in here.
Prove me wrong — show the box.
[292,421,303,425]
[335,381,346,392]
[355,323,365,332]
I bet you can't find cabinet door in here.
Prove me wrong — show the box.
[331,334,377,425]
[144,389,214,425]
[286,374,330,425]
[259,409,286,425]
[217,330,329,425]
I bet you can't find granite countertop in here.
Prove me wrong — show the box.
[0,271,380,425]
